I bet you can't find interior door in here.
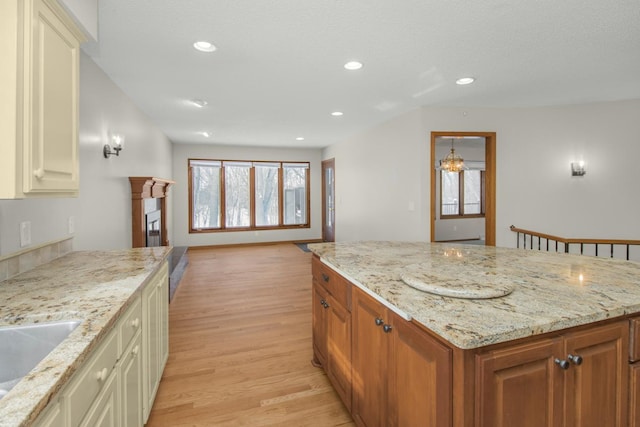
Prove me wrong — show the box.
[322,159,335,242]
[430,132,496,246]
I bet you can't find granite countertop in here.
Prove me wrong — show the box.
[0,247,171,427]
[309,241,640,350]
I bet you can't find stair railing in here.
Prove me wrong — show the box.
[510,225,640,261]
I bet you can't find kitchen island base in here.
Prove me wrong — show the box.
[312,253,635,427]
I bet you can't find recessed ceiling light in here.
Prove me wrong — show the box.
[331,111,343,116]
[456,77,475,85]
[296,137,305,141]
[344,61,363,70]
[200,131,211,137]
[188,98,208,108]
[193,41,216,52]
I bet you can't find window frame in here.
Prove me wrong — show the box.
[440,169,486,219]
[188,158,310,233]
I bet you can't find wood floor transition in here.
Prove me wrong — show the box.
[146,243,354,426]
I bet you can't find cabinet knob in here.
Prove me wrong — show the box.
[322,273,330,282]
[96,367,109,381]
[554,358,570,370]
[130,318,140,328]
[567,354,583,365]
[375,318,384,326]
[323,301,330,309]
[33,168,45,180]
[383,324,393,333]
[132,345,140,356]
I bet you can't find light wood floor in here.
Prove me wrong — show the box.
[146,244,355,426]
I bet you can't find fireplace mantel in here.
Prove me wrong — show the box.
[129,177,175,248]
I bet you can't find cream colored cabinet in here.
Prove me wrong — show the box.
[64,327,119,426]
[0,0,84,199]
[119,333,142,427]
[79,370,118,427]
[32,263,168,427]
[142,263,169,422]
[32,398,64,427]
[118,299,143,427]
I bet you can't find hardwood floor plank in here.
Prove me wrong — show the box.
[146,244,354,426]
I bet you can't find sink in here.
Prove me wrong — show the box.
[0,320,81,399]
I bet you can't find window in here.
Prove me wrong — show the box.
[441,169,485,217]
[189,159,310,232]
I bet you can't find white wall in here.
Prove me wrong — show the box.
[72,54,173,250]
[323,109,428,242]
[323,99,640,257]
[59,0,98,41]
[171,143,322,247]
[0,53,172,256]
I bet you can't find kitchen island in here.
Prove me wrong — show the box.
[309,241,640,427]
[0,247,171,427]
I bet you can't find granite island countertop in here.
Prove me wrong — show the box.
[309,241,640,350]
[0,246,171,427]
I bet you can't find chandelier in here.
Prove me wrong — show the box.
[440,139,465,172]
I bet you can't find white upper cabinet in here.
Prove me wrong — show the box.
[0,0,85,199]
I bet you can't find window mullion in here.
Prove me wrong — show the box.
[278,166,284,226]
[220,165,227,229]
[305,169,311,225]
[459,171,465,216]
[250,166,256,228]
[481,170,486,215]
[188,165,193,231]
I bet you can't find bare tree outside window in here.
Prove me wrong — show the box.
[284,164,307,225]
[191,160,221,229]
[225,162,250,227]
[255,163,279,226]
[441,169,485,217]
[188,159,310,232]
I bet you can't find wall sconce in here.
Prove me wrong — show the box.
[571,161,586,177]
[103,134,124,158]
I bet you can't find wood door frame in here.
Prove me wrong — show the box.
[322,158,336,242]
[430,131,496,246]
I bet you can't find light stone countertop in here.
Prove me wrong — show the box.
[308,241,640,350]
[0,247,171,427]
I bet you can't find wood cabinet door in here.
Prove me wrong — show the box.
[352,289,389,427]
[312,280,329,367]
[326,293,352,412]
[564,321,628,427]
[630,363,640,427]
[476,337,564,427]
[388,315,452,427]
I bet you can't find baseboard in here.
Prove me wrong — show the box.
[187,239,323,251]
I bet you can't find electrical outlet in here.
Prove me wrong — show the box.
[68,216,75,234]
[20,221,31,247]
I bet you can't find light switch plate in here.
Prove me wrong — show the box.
[20,221,31,247]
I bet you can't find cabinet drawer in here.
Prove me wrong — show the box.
[631,317,640,362]
[65,327,118,427]
[312,256,351,311]
[119,297,142,355]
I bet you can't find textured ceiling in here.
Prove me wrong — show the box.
[83,0,640,148]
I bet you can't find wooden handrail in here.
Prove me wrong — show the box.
[509,225,640,246]
[510,225,640,260]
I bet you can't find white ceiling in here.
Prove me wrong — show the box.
[83,0,640,149]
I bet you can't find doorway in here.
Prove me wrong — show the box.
[430,132,496,246]
[322,158,335,242]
